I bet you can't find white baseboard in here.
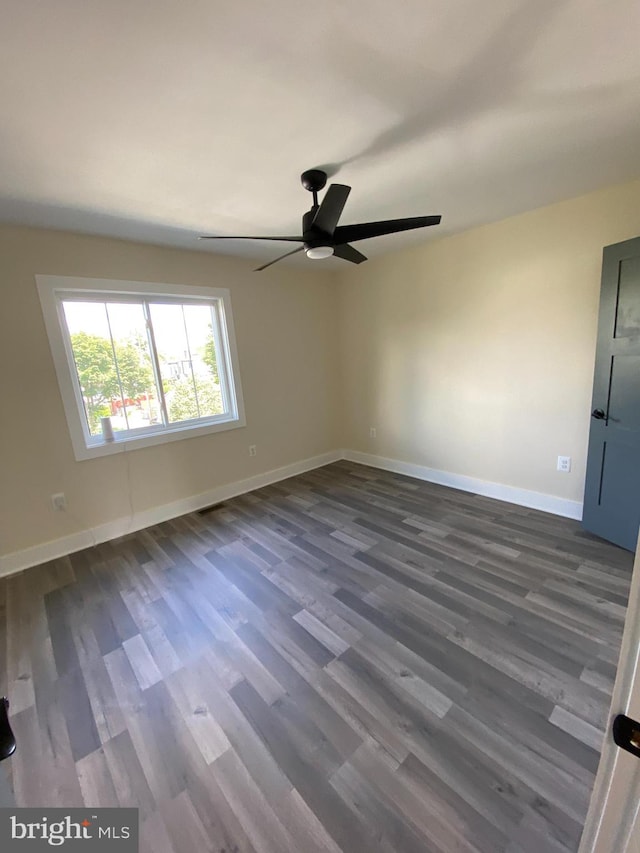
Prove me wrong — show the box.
[0,450,341,579]
[342,449,583,520]
[0,447,584,580]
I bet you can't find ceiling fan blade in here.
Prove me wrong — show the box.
[333,243,367,265]
[254,245,305,272]
[333,215,441,244]
[199,235,302,242]
[312,184,351,235]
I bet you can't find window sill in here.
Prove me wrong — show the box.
[73,413,246,461]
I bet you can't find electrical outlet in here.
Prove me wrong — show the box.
[369,427,377,438]
[557,456,571,473]
[51,492,67,511]
[249,445,257,457]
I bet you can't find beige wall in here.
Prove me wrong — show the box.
[0,226,340,557]
[3,177,640,561]
[337,178,640,503]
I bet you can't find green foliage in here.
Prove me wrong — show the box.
[201,327,219,385]
[114,339,154,399]
[92,404,112,427]
[69,332,120,431]
[70,332,119,402]
[166,377,223,422]
[70,332,155,433]
[69,329,222,434]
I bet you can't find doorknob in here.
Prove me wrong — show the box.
[613,714,640,759]
[0,697,16,762]
[591,408,606,420]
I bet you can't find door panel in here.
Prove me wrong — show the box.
[583,237,640,551]
[615,256,640,338]
[609,355,640,430]
[596,440,640,549]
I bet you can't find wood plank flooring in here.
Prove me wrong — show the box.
[0,461,634,852]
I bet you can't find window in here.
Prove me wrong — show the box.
[37,276,245,460]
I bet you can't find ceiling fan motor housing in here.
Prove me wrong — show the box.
[302,208,332,249]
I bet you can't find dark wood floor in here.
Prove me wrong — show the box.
[0,462,634,852]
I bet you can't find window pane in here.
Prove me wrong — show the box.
[149,302,225,423]
[63,301,161,438]
[105,303,161,431]
[63,301,122,437]
[183,304,225,418]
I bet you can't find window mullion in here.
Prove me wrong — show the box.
[105,303,130,431]
[181,305,201,418]
[143,301,170,426]
[212,301,232,413]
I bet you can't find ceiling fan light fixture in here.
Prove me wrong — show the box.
[306,245,334,260]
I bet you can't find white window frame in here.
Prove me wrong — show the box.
[36,275,246,460]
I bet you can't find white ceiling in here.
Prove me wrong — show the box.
[1,0,640,268]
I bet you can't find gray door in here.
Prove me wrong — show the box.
[583,236,640,551]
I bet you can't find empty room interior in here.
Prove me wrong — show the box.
[1,1,640,851]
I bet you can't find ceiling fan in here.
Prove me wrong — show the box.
[199,169,442,271]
